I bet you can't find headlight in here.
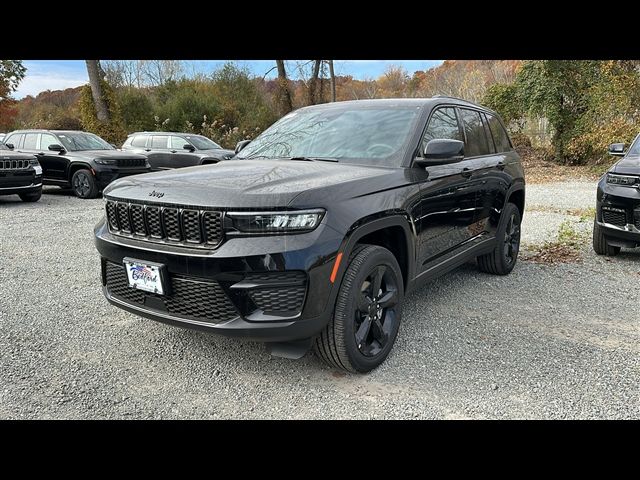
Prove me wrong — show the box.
[227,209,325,233]
[29,158,39,166]
[607,173,639,186]
[94,158,118,165]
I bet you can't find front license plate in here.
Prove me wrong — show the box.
[124,259,165,295]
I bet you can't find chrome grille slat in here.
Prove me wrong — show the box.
[0,159,31,170]
[105,200,224,249]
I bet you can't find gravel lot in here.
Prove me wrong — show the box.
[0,182,638,419]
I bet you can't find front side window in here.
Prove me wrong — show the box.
[23,133,39,150]
[40,133,59,150]
[184,135,221,150]
[57,132,114,151]
[459,108,491,157]
[421,107,463,153]
[170,136,190,149]
[237,105,421,166]
[625,135,640,156]
[151,136,169,149]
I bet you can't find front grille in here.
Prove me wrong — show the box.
[105,262,238,324]
[635,212,640,230]
[602,209,627,227]
[0,159,31,170]
[117,158,147,168]
[105,199,224,248]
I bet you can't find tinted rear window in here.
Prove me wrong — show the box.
[459,108,491,157]
[486,113,512,153]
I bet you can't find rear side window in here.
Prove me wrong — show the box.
[5,133,23,148]
[23,133,39,150]
[151,136,168,149]
[486,113,512,153]
[422,107,463,152]
[459,108,491,157]
[131,135,148,148]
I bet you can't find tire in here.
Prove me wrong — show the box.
[592,218,620,256]
[71,169,99,199]
[314,244,404,373]
[478,202,521,275]
[19,189,42,203]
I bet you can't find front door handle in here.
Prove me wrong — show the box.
[461,167,472,178]
[144,149,151,152]
[170,150,177,153]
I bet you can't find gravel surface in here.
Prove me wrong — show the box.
[0,184,638,419]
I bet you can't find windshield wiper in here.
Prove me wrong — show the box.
[288,156,338,163]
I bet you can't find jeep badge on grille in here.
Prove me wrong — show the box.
[149,190,164,198]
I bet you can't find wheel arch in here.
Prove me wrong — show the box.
[336,214,415,293]
[68,161,94,182]
[505,184,525,219]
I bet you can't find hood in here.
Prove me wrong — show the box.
[197,148,235,159]
[103,159,401,208]
[612,155,640,175]
[67,149,147,160]
[0,151,36,161]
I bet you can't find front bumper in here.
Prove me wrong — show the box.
[95,218,344,342]
[95,167,151,190]
[0,169,42,196]
[596,180,640,247]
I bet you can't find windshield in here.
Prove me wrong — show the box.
[186,135,222,150]
[236,105,421,166]
[57,132,114,151]
[626,135,640,156]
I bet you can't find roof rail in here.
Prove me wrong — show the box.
[431,95,484,108]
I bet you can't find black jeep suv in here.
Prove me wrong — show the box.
[121,132,235,171]
[0,142,43,202]
[593,137,640,255]
[4,130,150,199]
[95,98,525,372]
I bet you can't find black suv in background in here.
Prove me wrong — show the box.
[121,132,235,171]
[95,98,525,373]
[593,137,640,255]
[4,130,150,199]
[0,142,42,202]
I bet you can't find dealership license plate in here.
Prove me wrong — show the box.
[124,259,165,295]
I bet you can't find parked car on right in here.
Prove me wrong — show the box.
[593,137,640,255]
[121,132,235,171]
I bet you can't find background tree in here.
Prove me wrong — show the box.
[275,60,293,116]
[0,60,26,130]
[85,60,110,122]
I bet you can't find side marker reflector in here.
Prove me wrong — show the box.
[330,252,343,284]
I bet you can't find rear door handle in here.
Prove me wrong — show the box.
[170,150,177,153]
[144,149,151,152]
[462,167,472,178]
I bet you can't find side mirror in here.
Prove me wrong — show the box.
[608,143,625,157]
[183,144,196,152]
[5,143,14,150]
[235,139,251,154]
[414,139,465,167]
[48,144,65,152]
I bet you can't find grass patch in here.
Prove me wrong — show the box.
[525,219,591,264]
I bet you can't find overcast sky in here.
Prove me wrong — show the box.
[15,60,444,99]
